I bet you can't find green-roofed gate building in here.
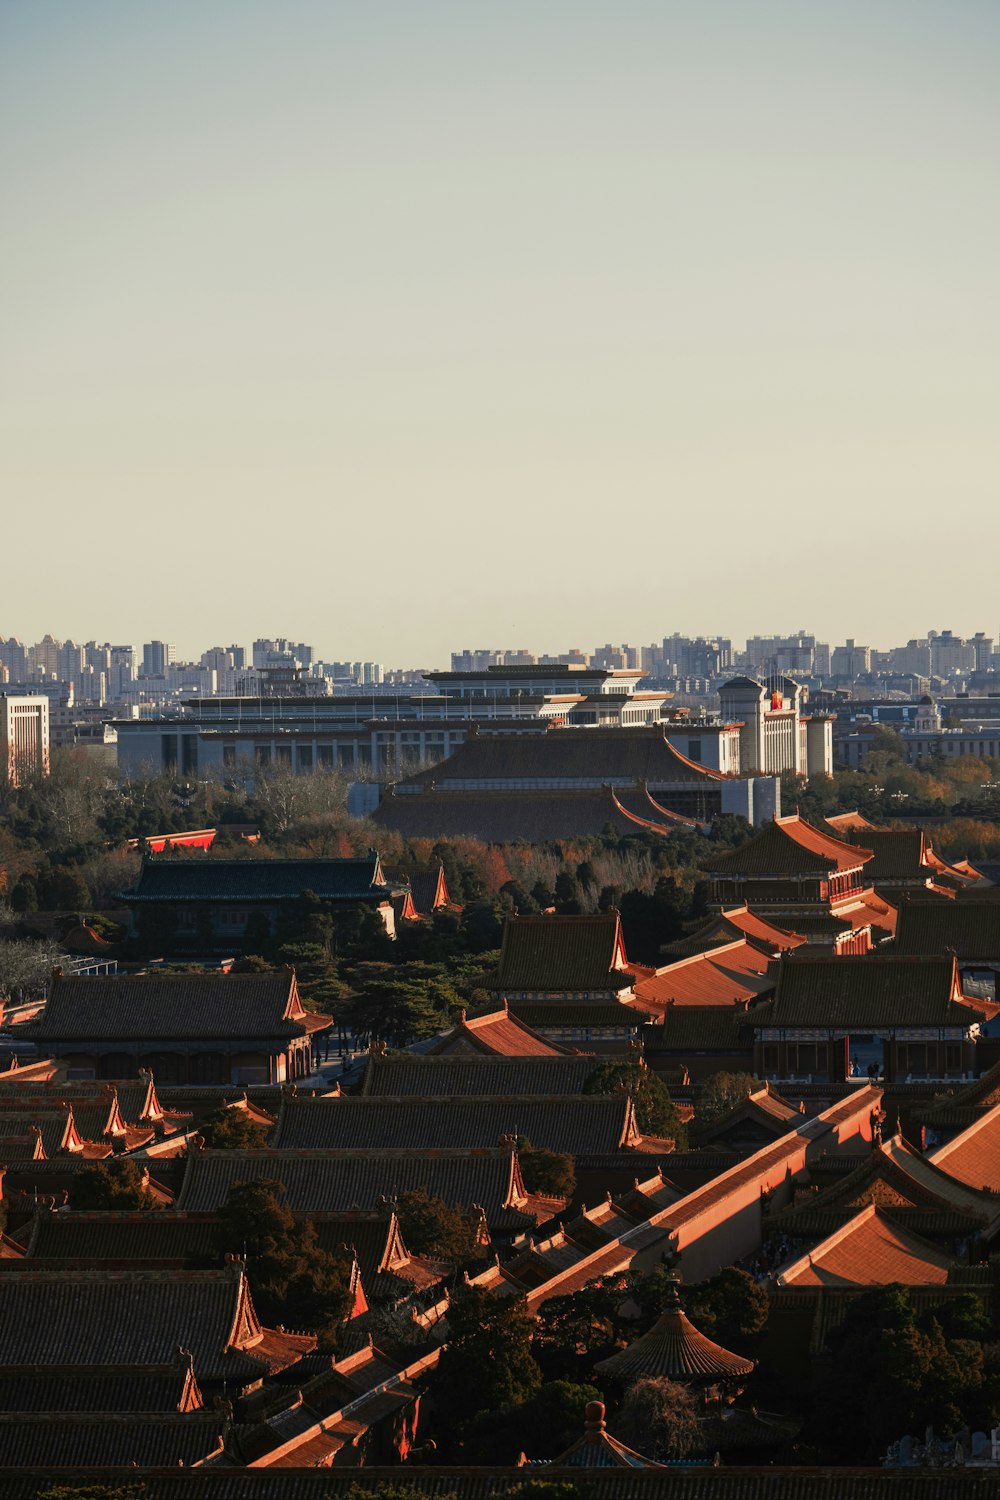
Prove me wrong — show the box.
[120,853,399,954]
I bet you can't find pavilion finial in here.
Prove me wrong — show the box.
[584,1400,606,1434]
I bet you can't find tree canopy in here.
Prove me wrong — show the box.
[583,1059,687,1146]
[214,1178,354,1347]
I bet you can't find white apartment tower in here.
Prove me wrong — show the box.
[1,695,50,786]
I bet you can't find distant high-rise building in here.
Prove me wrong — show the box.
[745,633,821,677]
[142,641,176,677]
[110,645,136,699]
[0,639,29,681]
[929,631,975,677]
[889,640,931,677]
[592,643,639,670]
[1,694,50,785]
[31,635,61,679]
[659,634,731,678]
[830,640,871,680]
[971,632,995,673]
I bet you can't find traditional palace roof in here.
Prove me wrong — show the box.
[656,1005,757,1054]
[271,1094,641,1154]
[495,912,634,993]
[383,724,725,788]
[633,940,775,1014]
[506,999,654,1030]
[825,821,985,890]
[175,1147,542,1232]
[426,1002,576,1056]
[0,1267,313,1384]
[754,953,981,1031]
[837,828,931,883]
[689,1085,800,1147]
[928,1102,1000,1193]
[0,1468,990,1498]
[0,1090,150,1151]
[123,853,393,904]
[769,1133,1000,1240]
[824,812,877,834]
[0,1410,228,1468]
[0,1358,202,1414]
[9,1210,221,1268]
[8,1205,426,1302]
[0,1108,96,1160]
[595,1280,755,1384]
[919,1060,1000,1130]
[382,863,452,917]
[552,1399,659,1468]
[0,1073,188,1136]
[776,1204,956,1287]
[372,786,689,841]
[664,907,807,958]
[895,897,1000,958]
[28,969,329,1042]
[360,1053,599,1096]
[709,814,872,877]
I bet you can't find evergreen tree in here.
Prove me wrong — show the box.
[394,1187,482,1264]
[201,1104,269,1149]
[215,1179,353,1347]
[583,1059,687,1145]
[70,1159,154,1210]
[434,1286,541,1434]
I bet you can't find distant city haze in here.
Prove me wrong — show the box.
[2,1,998,660]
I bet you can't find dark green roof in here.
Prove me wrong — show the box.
[497,913,633,991]
[755,953,981,1030]
[29,971,313,1043]
[124,855,391,904]
[895,899,1000,958]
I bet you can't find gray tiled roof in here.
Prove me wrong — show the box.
[29,972,309,1042]
[0,1364,198,1413]
[0,1464,992,1497]
[761,954,978,1029]
[361,1054,600,1096]
[496,913,632,991]
[0,1268,268,1382]
[175,1148,534,1230]
[0,1411,226,1467]
[19,1211,220,1265]
[895,899,1000,958]
[271,1094,637,1154]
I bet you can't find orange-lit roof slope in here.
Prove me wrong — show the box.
[709,814,873,877]
[777,1204,955,1287]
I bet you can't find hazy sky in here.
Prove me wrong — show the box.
[2,1,998,665]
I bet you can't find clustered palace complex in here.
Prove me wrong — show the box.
[2,644,1000,1492]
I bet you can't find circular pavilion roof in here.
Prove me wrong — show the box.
[595,1282,756,1383]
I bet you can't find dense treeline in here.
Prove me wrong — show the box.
[785,730,1000,859]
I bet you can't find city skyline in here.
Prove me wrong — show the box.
[4,622,1000,674]
[3,1,999,659]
